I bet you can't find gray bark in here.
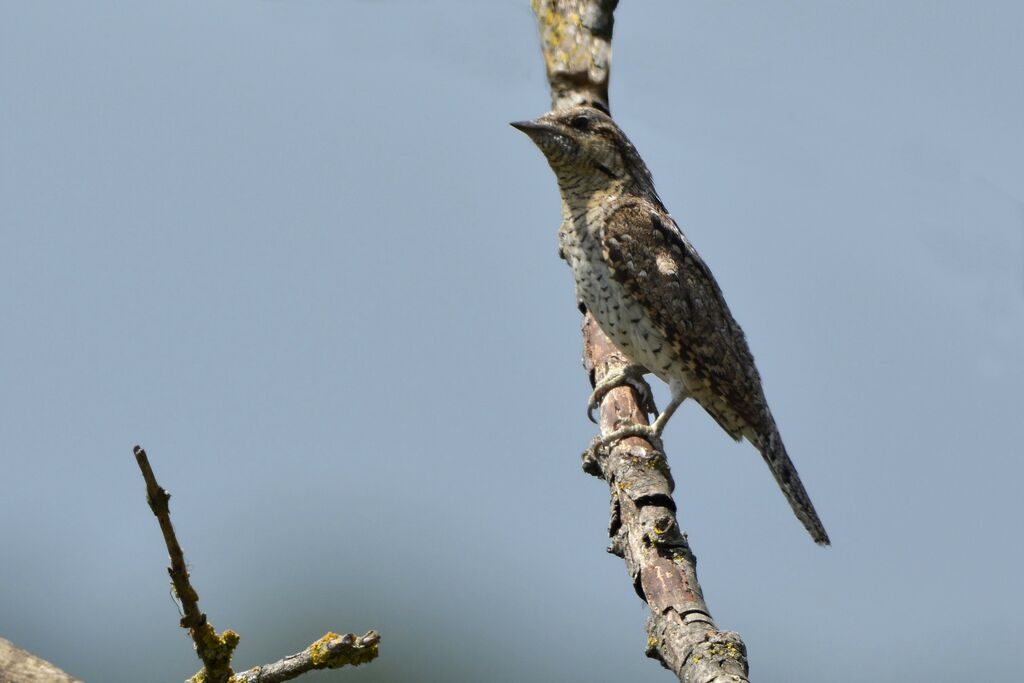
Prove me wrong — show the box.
[0,637,82,683]
[529,3,750,680]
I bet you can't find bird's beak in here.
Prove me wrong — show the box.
[510,119,557,138]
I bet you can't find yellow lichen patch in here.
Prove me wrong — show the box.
[533,1,591,73]
[310,632,342,667]
[706,641,742,660]
[647,636,658,647]
[187,624,239,683]
[195,624,239,653]
[646,455,666,471]
[311,631,381,669]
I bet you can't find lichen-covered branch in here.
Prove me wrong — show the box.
[231,631,380,683]
[529,3,750,681]
[134,445,240,683]
[133,446,379,683]
[532,0,617,112]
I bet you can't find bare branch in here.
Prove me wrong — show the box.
[134,445,240,683]
[0,637,82,683]
[232,631,381,683]
[529,3,750,680]
[133,445,379,683]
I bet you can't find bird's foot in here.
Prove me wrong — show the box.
[587,364,658,424]
[598,423,665,453]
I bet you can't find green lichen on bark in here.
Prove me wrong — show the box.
[310,632,380,669]
[531,0,617,111]
[186,625,239,683]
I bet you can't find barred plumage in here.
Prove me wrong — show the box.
[514,107,829,545]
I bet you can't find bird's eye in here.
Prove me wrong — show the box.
[569,115,591,131]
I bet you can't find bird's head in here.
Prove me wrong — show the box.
[511,106,658,202]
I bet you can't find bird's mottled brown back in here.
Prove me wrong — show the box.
[600,198,772,440]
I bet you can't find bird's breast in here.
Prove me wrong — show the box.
[560,213,681,384]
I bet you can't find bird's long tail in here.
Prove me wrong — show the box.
[751,426,830,545]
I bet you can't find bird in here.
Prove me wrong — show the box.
[512,106,830,545]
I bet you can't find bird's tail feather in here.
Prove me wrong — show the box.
[752,427,830,546]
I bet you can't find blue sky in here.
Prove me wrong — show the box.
[2,2,1022,681]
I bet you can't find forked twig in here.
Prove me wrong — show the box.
[134,445,379,683]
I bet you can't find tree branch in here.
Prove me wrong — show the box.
[134,445,240,683]
[231,631,381,683]
[581,319,749,682]
[532,0,617,112]
[0,637,82,683]
[529,3,750,680]
[133,446,379,683]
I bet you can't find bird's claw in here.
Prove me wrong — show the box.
[599,423,665,453]
[587,365,658,424]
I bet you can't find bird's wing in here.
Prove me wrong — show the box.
[600,199,831,544]
[598,198,770,440]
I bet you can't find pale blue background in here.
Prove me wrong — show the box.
[2,2,1022,681]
